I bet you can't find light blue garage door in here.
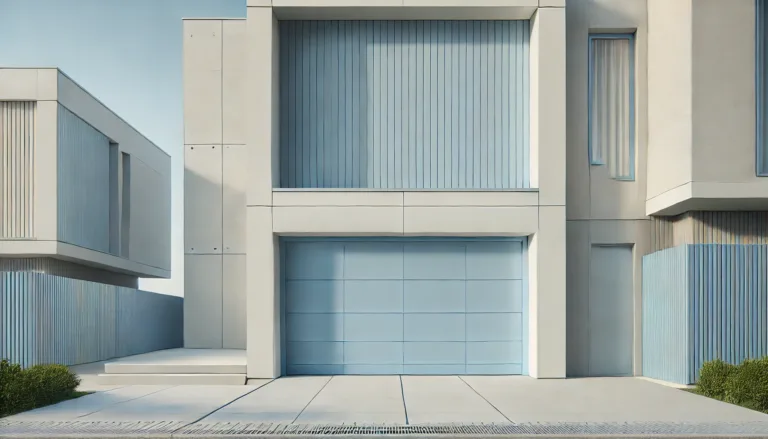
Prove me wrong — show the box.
[283,238,527,375]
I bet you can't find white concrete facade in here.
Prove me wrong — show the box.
[183,0,768,380]
[646,0,768,215]
[0,68,171,280]
[183,1,567,378]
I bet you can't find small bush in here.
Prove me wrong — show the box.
[724,357,768,412]
[698,359,737,400]
[0,360,81,417]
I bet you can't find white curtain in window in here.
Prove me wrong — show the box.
[590,38,633,180]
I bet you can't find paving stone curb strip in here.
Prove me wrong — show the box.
[3,421,768,438]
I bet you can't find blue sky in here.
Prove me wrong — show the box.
[0,0,246,296]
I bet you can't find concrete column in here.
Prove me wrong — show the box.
[528,206,567,378]
[529,4,566,378]
[246,207,280,378]
[530,6,566,207]
[34,99,59,241]
[246,6,279,207]
[245,5,280,378]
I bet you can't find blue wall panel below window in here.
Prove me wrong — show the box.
[282,238,527,375]
[279,20,530,189]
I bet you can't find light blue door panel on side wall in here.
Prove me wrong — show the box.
[279,20,530,190]
[283,238,527,375]
[589,245,634,377]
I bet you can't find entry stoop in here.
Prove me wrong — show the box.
[97,348,247,385]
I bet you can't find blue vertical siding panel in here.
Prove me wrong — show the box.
[643,244,768,384]
[687,244,768,383]
[57,104,111,254]
[641,246,690,384]
[279,20,530,189]
[0,272,182,367]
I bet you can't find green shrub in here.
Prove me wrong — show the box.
[0,360,81,417]
[0,360,23,416]
[698,359,737,400]
[724,357,768,412]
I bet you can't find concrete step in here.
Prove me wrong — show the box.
[104,363,245,374]
[98,373,246,385]
[102,348,246,375]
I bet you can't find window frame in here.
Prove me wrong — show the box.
[587,33,636,181]
[756,0,768,176]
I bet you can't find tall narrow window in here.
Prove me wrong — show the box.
[109,142,120,255]
[588,34,635,181]
[757,0,768,176]
[120,152,131,258]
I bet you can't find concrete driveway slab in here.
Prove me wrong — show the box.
[296,376,406,425]
[462,376,768,423]
[203,376,329,423]
[401,376,508,424]
[80,385,253,422]
[5,385,172,421]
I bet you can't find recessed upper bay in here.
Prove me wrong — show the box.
[278,20,531,190]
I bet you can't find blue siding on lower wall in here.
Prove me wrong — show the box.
[642,246,690,384]
[282,238,527,375]
[0,272,183,368]
[642,244,768,385]
[278,20,530,190]
[689,245,768,382]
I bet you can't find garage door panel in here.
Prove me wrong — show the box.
[403,243,466,280]
[404,314,466,342]
[344,342,403,364]
[404,342,465,365]
[344,280,403,313]
[466,241,523,280]
[466,280,523,312]
[467,341,522,364]
[467,364,521,375]
[344,242,404,280]
[404,364,466,375]
[344,314,403,342]
[283,238,527,376]
[287,341,344,365]
[289,364,345,375]
[345,365,404,374]
[466,313,523,342]
[286,242,344,280]
[404,281,465,313]
[285,280,344,313]
[286,313,344,342]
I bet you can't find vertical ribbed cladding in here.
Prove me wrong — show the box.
[641,245,690,384]
[650,212,768,252]
[56,104,111,253]
[642,243,768,384]
[0,257,138,288]
[1,272,182,368]
[688,244,768,383]
[278,20,530,189]
[0,101,35,239]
